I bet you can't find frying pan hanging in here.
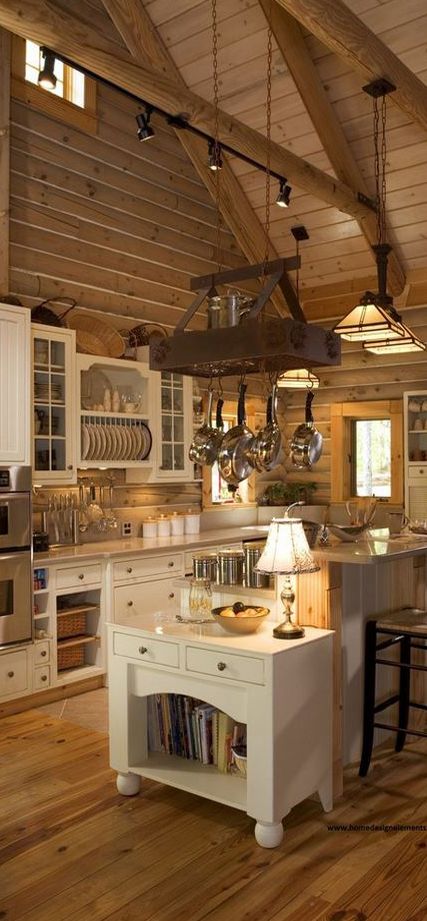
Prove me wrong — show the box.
[289,390,323,469]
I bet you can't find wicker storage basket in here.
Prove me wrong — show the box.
[67,314,124,358]
[57,611,86,639]
[57,643,85,671]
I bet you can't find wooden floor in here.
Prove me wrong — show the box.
[0,710,426,921]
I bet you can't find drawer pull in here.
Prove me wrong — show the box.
[127,567,133,574]
[169,592,175,599]
[127,601,133,607]
[78,573,85,580]
[138,646,148,655]
[168,561,174,568]
[217,662,227,672]
[41,675,47,682]
[7,671,14,678]
[40,650,47,658]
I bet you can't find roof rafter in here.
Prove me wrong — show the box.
[258,0,405,297]
[0,0,378,226]
[274,0,427,134]
[100,0,298,319]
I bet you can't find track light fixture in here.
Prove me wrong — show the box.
[208,139,222,171]
[136,107,154,142]
[38,47,57,90]
[276,179,291,208]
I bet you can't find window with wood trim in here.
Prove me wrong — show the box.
[11,37,97,134]
[330,401,403,505]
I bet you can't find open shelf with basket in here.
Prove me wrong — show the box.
[55,592,103,679]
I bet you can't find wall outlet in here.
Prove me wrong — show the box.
[121,521,133,537]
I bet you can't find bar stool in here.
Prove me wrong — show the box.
[359,607,427,777]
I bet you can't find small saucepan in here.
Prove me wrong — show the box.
[218,383,255,486]
[290,390,323,469]
[250,383,281,472]
[188,391,224,467]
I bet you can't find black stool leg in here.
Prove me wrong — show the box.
[359,620,377,777]
[395,635,411,752]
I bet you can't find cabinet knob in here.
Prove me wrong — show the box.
[127,567,133,574]
[127,600,133,607]
[67,465,73,471]
[420,469,424,474]
[169,592,175,599]
[7,671,14,678]
[41,650,47,657]
[41,675,47,682]
[217,662,227,672]
[168,561,174,568]
[138,646,148,655]
[78,573,84,580]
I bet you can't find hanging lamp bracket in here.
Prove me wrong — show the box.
[362,78,396,98]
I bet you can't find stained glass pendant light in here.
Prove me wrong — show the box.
[363,321,426,354]
[277,368,319,389]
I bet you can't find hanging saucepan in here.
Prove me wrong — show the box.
[188,390,224,467]
[207,289,253,329]
[250,383,282,472]
[218,383,255,486]
[290,390,323,469]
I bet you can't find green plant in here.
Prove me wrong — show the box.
[259,481,317,507]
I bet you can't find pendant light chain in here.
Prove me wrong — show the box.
[373,94,388,247]
[263,3,273,274]
[211,0,222,272]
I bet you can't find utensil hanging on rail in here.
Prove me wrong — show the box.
[188,389,224,467]
[289,390,323,469]
[218,382,255,486]
[249,382,281,472]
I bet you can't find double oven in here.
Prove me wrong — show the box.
[0,467,32,647]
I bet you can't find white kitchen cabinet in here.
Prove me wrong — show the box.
[153,371,194,481]
[404,390,427,519]
[0,303,30,465]
[112,551,184,623]
[77,354,154,471]
[32,324,76,484]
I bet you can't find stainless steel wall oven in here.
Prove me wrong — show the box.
[0,467,32,647]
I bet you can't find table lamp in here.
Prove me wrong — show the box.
[255,517,319,639]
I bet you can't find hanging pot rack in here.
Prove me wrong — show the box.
[149,258,341,378]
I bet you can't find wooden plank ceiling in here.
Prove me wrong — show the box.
[140,0,427,313]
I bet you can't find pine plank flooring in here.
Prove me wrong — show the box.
[0,708,426,921]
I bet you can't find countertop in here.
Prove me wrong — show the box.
[33,526,427,567]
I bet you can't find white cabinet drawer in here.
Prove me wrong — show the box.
[34,641,50,665]
[114,581,178,623]
[113,553,183,583]
[56,564,102,590]
[408,466,427,478]
[34,666,50,690]
[113,631,179,668]
[185,646,264,685]
[0,649,29,696]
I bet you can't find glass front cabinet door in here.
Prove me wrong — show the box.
[155,372,193,481]
[32,325,76,484]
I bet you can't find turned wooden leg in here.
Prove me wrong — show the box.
[254,821,284,848]
[116,772,141,796]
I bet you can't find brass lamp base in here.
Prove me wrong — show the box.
[273,619,305,639]
[273,574,305,640]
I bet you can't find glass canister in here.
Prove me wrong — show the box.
[218,548,245,585]
[188,578,213,620]
[192,552,218,582]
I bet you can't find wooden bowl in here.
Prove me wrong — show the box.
[212,604,270,634]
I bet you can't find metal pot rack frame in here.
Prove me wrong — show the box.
[149,259,341,378]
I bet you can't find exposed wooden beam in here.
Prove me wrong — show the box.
[0,28,10,296]
[274,0,427,135]
[259,0,405,297]
[0,0,376,224]
[100,0,296,319]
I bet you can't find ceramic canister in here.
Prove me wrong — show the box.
[142,517,158,538]
[184,510,200,534]
[170,512,184,536]
[157,515,171,537]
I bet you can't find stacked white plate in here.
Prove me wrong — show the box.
[81,421,152,463]
[35,382,63,403]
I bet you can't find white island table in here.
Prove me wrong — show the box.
[107,618,333,848]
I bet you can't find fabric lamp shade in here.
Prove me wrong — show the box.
[255,518,319,575]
